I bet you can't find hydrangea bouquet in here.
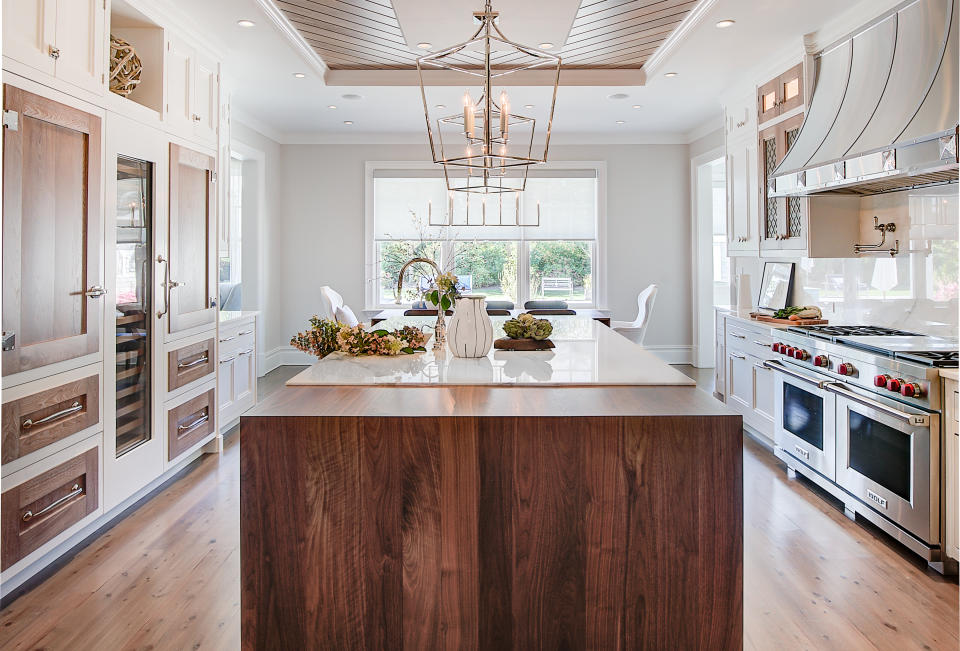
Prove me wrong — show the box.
[291,316,429,359]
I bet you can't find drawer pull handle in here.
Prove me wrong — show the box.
[22,484,82,522]
[237,330,252,336]
[177,354,209,370]
[219,336,236,343]
[730,333,746,339]
[730,352,746,359]
[238,348,254,356]
[178,411,209,434]
[22,402,82,430]
[220,355,236,364]
[752,340,767,346]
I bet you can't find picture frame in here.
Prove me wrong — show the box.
[757,261,794,311]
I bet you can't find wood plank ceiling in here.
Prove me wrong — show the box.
[275,0,697,70]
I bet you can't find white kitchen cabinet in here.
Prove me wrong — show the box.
[727,350,754,414]
[724,316,777,442]
[165,35,219,145]
[218,315,257,431]
[2,0,105,94]
[714,311,726,399]
[945,377,959,562]
[726,134,759,256]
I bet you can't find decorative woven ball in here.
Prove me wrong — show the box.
[109,35,142,97]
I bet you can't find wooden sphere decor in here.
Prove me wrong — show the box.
[109,35,142,97]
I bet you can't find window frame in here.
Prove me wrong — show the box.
[364,161,606,311]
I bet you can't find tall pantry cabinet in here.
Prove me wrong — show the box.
[0,0,226,596]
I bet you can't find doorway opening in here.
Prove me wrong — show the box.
[692,152,728,368]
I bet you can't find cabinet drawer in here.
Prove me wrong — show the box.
[1,447,99,570]
[167,338,215,391]
[2,375,100,464]
[218,324,254,356]
[726,322,774,358]
[168,388,215,462]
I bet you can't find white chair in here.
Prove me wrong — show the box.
[318,286,360,326]
[611,284,658,345]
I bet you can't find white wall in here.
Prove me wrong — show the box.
[263,142,695,365]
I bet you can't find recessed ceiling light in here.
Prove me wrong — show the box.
[523,104,535,109]
[607,93,629,100]
[343,120,354,125]
[327,105,337,109]
[342,93,363,100]
[237,19,256,27]
[715,19,736,28]
[616,120,626,124]
[539,42,554,49]
[632,104,642,109]
[664,72,678,78]
[293,72,306,78]
[435,104,446,109]
[417,42,432,49]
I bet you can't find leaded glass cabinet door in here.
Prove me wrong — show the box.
[759,124,782,251]
[778,113,807,251]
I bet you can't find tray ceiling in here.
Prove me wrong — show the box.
[275,0,698,71]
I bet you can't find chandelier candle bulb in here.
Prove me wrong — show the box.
[463,91,475,138]
[499,90,509,137]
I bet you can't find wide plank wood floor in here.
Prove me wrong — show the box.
[0,365,956,650]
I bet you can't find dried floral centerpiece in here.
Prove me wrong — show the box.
[494,313,555,350]
[291,316,429,359]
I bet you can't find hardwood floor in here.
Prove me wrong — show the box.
[0,365,955,650]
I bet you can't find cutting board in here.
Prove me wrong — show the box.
[753,316,828,325]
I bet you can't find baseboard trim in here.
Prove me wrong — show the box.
[263,346,314,375]
[642,345,693,365]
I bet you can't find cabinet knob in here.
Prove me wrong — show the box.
[48,45,60,60]
[192,114,202,122]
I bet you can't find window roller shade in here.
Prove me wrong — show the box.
[373,170,597,241]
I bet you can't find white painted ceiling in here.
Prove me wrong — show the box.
[165,0,842,141]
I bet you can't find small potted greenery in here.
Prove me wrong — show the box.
[494,313,555,350]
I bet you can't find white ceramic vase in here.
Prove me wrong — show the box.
[447,295,494,358]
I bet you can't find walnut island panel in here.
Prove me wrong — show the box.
[240,317,743,650]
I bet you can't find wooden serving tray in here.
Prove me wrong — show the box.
[753,316,828,325]
[493,338,555,351]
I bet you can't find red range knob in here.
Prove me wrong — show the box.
[874,374,890,387]
[838,363,855,376]
[793,349,808,360]
[784,346,795,356]
[901,383,923,398]
[771,343,782,353]
[813,355,828,367]
[886,378,902,392]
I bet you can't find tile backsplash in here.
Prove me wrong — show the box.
[734,186,959,337]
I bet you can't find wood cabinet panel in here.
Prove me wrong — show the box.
[3,84,102,376]
[757,63,804,123]
[167,388,215,461]
[167,144,216,335]
[167,338,215,391]
[2,375,99,464]
[1,446,99,570]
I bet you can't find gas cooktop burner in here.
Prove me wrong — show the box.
[895,351,960,367]
[786,325,921,340]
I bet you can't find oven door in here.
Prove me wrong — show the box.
[830,382,940,544]
[767,360,836,481]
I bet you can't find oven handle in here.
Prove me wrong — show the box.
[762,359,830,389]
[825,382,929,426]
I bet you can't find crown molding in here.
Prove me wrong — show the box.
[254,0,328,79]
[232,108,284,144]
[684,116,723,144]
[642,0,720,78]
[323,67,646,87]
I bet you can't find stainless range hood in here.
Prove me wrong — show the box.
[771,0,958,197]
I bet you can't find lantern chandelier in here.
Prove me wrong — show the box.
[416,0,561,197]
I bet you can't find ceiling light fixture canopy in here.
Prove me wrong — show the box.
[416,0,561,197]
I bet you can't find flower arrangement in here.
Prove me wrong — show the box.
[425,270,461,311]
[502,313,553,340]
[291,316,429,359]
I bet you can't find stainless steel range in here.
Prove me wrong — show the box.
[763,324,958,573]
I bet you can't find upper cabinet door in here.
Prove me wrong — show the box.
[2,85,103,376]
[2,0,57,75]
[167,144,216,336]
[165,34,195,136]
[778,63,804,115]
[52,0,104,94]
[193,52,219,144]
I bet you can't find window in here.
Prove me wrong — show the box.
[368,166,601,309]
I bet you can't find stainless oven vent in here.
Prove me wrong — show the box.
[770,0,958,197]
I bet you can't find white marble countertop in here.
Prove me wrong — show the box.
[219,310,259,324]
[287,315,696,387]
